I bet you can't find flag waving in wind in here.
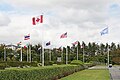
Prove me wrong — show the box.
[24,34,30,40]
[46,41,50,46]
[32,15,43,25]
[60,32,67,38]
[72,41,78,45]
[17,41,22,45]
[100,27,108,36]
[17,41,22,47]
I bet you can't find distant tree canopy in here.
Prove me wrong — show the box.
[0,42,120,64]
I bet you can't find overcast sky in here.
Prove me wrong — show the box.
[0,0,120,48]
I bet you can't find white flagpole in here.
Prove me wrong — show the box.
[66,47,68,64]
[107,46,109,66]
[42,26,44,67]
[4,46,6,61]
[20,47,22,62]
[42,44,44,66]
[83,46,85,63]
[61,47,63,63]
[39,47,41,62]
[77,45,78,60]
[29,44,31,62]
[49,50,51,61]
[27,47,28,62]
[65,36,68,64]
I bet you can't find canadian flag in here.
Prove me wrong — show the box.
[32,15,43,25]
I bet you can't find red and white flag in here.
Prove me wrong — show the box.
[17,41,22,45]
[32,15,43,25]
[60,32,67,38]
[72,41,78,45]
[24,34,30,40]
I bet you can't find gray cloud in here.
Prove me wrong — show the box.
[0,0,120,46]
[0,13,11,26]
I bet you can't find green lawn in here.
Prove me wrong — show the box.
[60,69,110,80]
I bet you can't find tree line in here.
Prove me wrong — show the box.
[0,42,120,64]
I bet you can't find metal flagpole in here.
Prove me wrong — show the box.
[20,47,22,62]
[65,37,68,64]
[27,47,28,62]
[77,45,78,60]
[49,50,51,61]
[42,26,44,66]
[29,44,31,62]
[40,49,41,62]
[38,47,41,62]
[66,47,68,64]
[42,43,44,66]
[32,14,44,65]
[4,46,6,61]
[107,46,109,66]
[60,32,67,64]
[83,46,85,63]
[61,47,63,63]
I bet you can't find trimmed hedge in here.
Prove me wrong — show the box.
[44,61,54,66]
[0,61,38,69]
[71,60,84,65]
[0,63,6,70]
[0,65,85,80]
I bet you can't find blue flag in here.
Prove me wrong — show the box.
[46,41,50,46]
[100,27,108,36]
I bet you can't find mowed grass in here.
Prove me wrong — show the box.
[60,69,110,80]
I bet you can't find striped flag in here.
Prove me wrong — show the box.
[32,15,43,25]
[24,34,30,40]
[72,41,78,45]
[17,41,22,45]
[60,32,67,38]
[100,27,108,36]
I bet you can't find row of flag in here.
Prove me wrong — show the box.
[31,15,109,35]
[17,15,109,49]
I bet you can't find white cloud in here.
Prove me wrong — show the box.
[0,0,120,47]
[0,13,11,26]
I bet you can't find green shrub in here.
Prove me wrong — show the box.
[0,61,38,68]
[44,61,53,66]
[0,65,85,80]
[84,62,96,68]
[71,60,84,65]
[56,62,63,65]
[0,63,6,70]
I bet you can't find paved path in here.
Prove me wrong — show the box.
[88,65,108,69]
[109,66,120,80]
